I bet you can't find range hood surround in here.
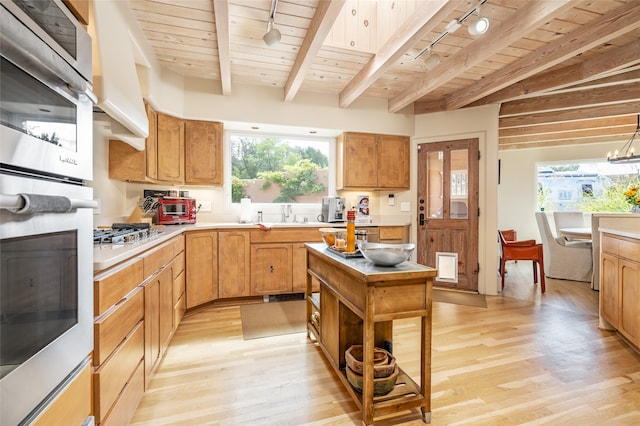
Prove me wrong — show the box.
[89,0,148,150]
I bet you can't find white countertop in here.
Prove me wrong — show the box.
[599,227,640,240]
[94,221,411,271]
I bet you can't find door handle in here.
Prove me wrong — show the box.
[419,213,425,226]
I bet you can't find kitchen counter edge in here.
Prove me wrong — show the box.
[94,221,411,271]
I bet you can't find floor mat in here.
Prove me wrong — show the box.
[433,288,487,308]
[240,300,306,340]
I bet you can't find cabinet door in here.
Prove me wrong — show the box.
[251,244,292,295]
[157,113,185,183]
[600,252,619,327]
[377,135,409,189]
[108,140,147,182]
[291,243,308,293]
[218,231,251,298]
[185,232,218,308]
[185,120,223,185]
[143,276,160,387]
[159,266,174,353]
[339,132,377,189]
[145,103,158,180]
[619,259,640,346]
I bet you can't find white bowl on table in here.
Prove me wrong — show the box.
[357,242,415,266]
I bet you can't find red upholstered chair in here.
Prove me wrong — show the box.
[498,230,546,293]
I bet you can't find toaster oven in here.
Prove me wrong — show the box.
[155,197,197,225]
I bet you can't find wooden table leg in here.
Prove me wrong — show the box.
[362,286,375,425]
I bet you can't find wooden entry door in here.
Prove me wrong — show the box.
[416,139,479,291]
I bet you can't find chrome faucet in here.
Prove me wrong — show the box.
[281,204,292,222]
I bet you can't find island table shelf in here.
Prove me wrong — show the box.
[305,243,436,425]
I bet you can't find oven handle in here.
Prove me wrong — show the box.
[0,193,98,214]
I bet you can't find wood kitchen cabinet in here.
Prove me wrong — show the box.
[379,225,409,244]
[93,258,145,425]
[108,103,158,183]
[185,120,223,185]
[219,231,252,298]
[143,265,173,387]
[109,106,223,186]
[337,132,410,190]
[600,233,640,350]
[251,244,292,295]
[63,0,89,25]
[156,112,185,183]
[185,231,219,308]
[93,235,184,425]
[249,228,323,296]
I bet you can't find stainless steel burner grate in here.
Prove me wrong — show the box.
[93,223,157,244]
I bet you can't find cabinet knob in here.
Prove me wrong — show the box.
[269,265,274,273]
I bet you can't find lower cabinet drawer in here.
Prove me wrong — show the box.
[94,287,144,365]
[94,322,144,423]
[100,360,145,426]
[94,258,144,316]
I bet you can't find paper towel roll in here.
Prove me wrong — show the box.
[240,197,252,223]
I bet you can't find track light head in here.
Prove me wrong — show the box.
[468,16,490,35]
[263,20,281,46]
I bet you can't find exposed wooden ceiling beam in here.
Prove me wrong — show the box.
[470,39,640,107]
[499,102,640,129]
[213,0,231,94]
[284,0,346,102]
[446,2,640,111]
[338,0,464,109]
[388,0,575,113]
[499,82,640,117]
[499,134,632,151]
[499,116,637,138]
[500,125,637,146]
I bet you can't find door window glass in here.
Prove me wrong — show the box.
[427,150,443,218]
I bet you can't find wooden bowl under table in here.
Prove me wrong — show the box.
[346,364,399,396]
[345,345,396,378]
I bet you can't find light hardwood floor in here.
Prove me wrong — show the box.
[131,262,640,425]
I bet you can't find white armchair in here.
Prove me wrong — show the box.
[535,212,593,282]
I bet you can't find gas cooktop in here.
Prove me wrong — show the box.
[93,223,159,244]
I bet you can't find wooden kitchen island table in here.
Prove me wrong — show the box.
[305,243,437,425]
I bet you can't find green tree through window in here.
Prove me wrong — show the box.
[231,135,330,203]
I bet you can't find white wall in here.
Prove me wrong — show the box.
[414,104,500,295]
[498,141,628,242]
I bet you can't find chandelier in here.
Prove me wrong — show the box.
[607,114,640,164]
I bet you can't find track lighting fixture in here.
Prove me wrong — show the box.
[412,0,489,66]
[468,6,490,35]
[263,0,281,47]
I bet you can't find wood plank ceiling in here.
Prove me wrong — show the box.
[129,0,640,150]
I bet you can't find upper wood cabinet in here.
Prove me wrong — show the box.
[337,132,410,190]
[109,106,223,186]
[157,113,185,183]
[185,120,223,185]
[63,0,89,25]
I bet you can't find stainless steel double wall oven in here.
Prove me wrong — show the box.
[1,1,95,424]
